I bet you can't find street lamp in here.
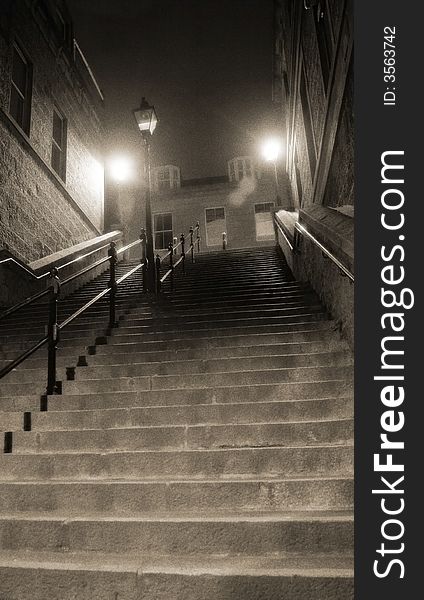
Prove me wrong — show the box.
[133,97,158,292]
[262,138,282,206]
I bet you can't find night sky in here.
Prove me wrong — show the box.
[67,0,278,180]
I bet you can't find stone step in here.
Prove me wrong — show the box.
[11,418,353,454]
[0,380,353,412]
[0,550,353,600]
[0,445,353,481]
[83,339,349,364]
[61,351,351,383]
[0,479,353,513]
[91,328,342,355]
[126,301,323,321]
[106,319,333,345]
[22,397,352,432]
[0,512,353,555]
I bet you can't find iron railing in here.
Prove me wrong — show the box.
[274,214,354,282]
[0,223,201,395]
[155,222,201,293]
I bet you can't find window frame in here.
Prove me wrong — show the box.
[153,212,174,250]
[205,206,227,247]
[254,202,275,240]
[8,42,33,135]
[51,106,68,182]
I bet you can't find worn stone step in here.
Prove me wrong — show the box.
[21,397,352,433]
[84,340,349,364]
[0,512,353,556]
[0,445,353,481]
[11,418,353,454]
[54,379,353,408]
[118,305,326,328]
[0,478,354,513]
[0,550,353,600]
[63,352,351,383]
[91,328,342,355]
[107,319,333,345]
[0,380,352,412]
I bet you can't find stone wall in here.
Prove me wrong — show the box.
[0,0,104,269]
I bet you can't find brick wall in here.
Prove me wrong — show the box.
[0,0,104,268]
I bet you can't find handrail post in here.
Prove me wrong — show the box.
[222,231,227,250]
[189,226,194,263]
[108,241,118,328]
[155,254,161,294]
[180,233,185,275]
[196,221,201,253]
[46,268,60,395]
[173,236,178,255]
[168,241,174,291]
[140,228,147,292]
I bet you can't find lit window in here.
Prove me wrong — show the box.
[9,44,32,134]
[154,213,173,249]
[51,108,67,181]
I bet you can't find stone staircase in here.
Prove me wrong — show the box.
[0,246,353,600]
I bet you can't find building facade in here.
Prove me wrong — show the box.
[151,158,277,254]
[0,0,105,266]
[273,0,354,345]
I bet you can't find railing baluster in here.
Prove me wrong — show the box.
[108,241,118,328]
[180,233,185,275]
[140,228,147,292]
[169,241,174,291]
[189,226,194,263]
[196,221,201,252]
[155,254,161,294]
[46,268,60,395]
[222,231,227,250]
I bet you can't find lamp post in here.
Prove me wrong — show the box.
[133,97,158,292]
[262,138,282,207]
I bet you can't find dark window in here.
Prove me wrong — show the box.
[51,109,67,180]
[9,44,32,134]
[300,68,316,177]
[314,1,333,90]
[255,202,274,214]
[154,213,173,249]
[206,207,225,223]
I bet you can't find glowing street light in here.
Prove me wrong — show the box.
[262,137,283,206]
[262,138,282,163]
[109,156,132,183]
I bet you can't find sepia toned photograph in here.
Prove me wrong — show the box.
[0,1,354,598]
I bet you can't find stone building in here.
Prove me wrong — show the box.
[0,0,105,304]
[273,0,354,344]
[151,158,278,253]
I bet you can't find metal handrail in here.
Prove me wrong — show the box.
[0,239,116,283]
[0,234,146,392]
[274,218,295,252]
[0,222,198,395]
[294,222,354,282]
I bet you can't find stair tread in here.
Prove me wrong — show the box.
[0,549,354,576]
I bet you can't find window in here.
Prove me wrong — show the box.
[51,108,67,180]
[205,207,226,246]
[9,44,32,134]
[154,213,173,250]
[255,203,275,240]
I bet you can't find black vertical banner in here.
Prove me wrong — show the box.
[356,1,421,598]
